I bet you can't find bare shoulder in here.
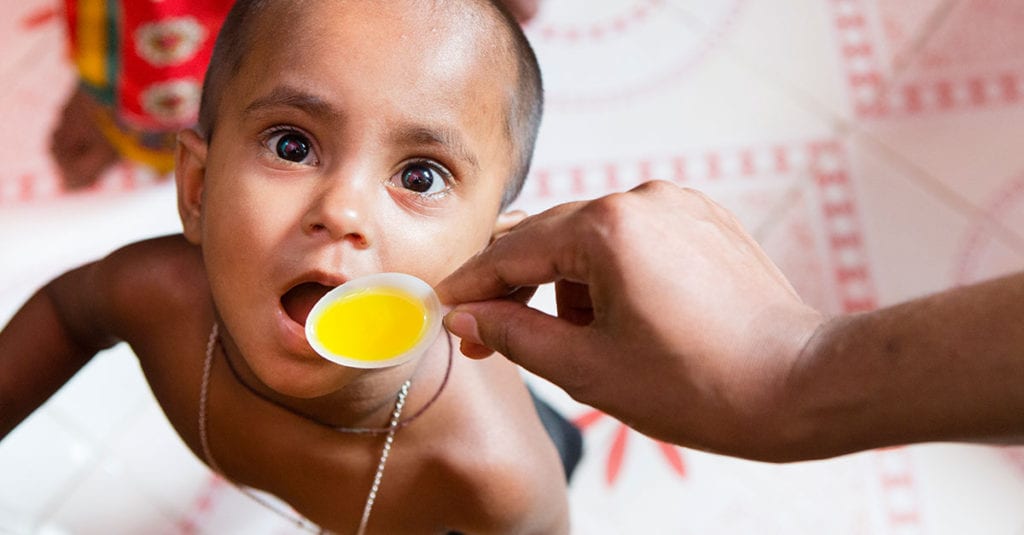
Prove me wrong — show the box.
[95,233,203,282]
[408,355,571,534]
[47,234,207,347]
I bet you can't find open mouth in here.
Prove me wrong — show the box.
[281,282,335,326]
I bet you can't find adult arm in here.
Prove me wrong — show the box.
[787,271,1024,460]
[436,181,1024,461]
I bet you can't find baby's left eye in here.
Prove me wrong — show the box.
[390,162,452,196]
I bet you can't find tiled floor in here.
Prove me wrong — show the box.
[3,0,1024,533]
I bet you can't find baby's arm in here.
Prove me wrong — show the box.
[0,261,121,438]
[0,237,194,439]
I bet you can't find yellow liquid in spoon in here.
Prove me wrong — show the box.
[312,288,427,362]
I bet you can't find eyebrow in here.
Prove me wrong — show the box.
[391,124,480,172]
[244,86,344,123]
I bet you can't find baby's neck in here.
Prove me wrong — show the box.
[218,332,420,430]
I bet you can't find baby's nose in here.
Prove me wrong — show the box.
[301,180,373,248]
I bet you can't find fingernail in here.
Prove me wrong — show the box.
[444,310,482,345]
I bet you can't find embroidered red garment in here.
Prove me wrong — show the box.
[64,0,234,131]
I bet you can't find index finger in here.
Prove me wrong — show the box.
[436,201,585,306]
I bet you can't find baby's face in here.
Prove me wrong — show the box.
[192,1,518,396]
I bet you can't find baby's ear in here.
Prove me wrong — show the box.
[491,210,528,243]
[175,129,208,245]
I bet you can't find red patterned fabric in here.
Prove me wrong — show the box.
[64,0,233,131]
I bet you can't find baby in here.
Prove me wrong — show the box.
[0,1,576,533]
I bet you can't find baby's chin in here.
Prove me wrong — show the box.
[245,350,368,400]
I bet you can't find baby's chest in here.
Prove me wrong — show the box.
[138,346,465,532]
[198,406,456,531]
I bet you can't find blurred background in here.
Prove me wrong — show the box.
[2,0,1024,533]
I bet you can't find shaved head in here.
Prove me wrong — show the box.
[198,0,542,207]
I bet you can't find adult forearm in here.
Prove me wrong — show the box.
[782,271,1024,460]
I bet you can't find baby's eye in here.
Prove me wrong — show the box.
[265,129,317,165]
[391,162,451,196]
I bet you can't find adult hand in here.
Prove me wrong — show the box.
[497,0,539,23]
[50,86,120,190]
[436,181,826,459]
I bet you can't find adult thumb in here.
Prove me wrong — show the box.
[444,300,592,386]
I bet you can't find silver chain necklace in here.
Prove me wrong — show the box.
[198,322,410,535]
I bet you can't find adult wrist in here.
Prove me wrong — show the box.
[771,312,893,461]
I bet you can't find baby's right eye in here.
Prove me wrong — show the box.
[264,129,318,166]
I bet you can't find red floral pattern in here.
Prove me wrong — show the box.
[574,408,687,486]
